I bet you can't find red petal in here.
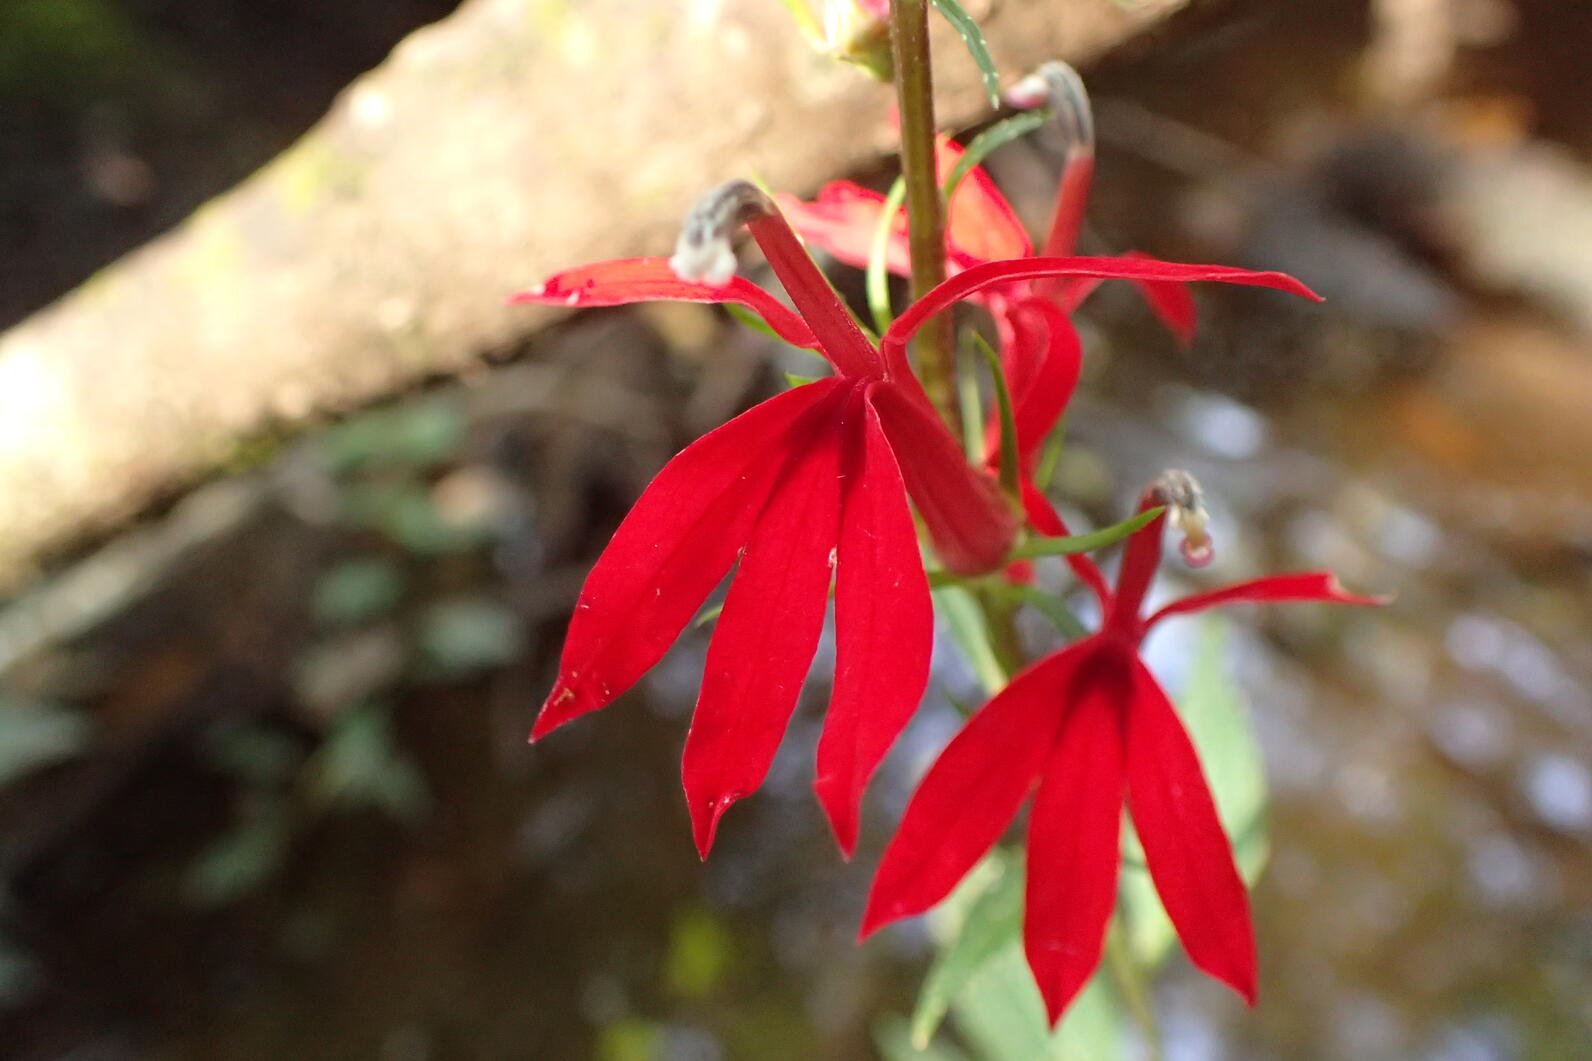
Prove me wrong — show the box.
[1038,153,1094,262]
[509,257,820,352]
[777,184,911,277]
[1025,653,1127,1025]
[814,388,934,856]
[748,211,882,379]
[937,137,1032,265]
[532,379,843,740]
[1105,504,1167,635]
[983,299,1081,477]
[682,384,856,857]
[1147,572,1388,629]
[860,644,1089,936]
[868,383,1018,576]
[1131,278,1198,345]
[1020,482,1111,607]
[1124,657,1257,1004]
[883,256,1319,366]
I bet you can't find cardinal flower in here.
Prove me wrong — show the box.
[514,180,1313,859]
[862,471,1385,1023]
[780,61,1193,486]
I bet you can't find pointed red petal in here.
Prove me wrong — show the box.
[982,299,1081,477]
[1124,657,1257,1004]
[1019,482,1111,608]
[1038,153,1094,262]
[682,384,855,857]
[1147,572,1388,628]
[937,137,1032,265]
[1025,654,1127,1025]
[883,256,1318,366]
[868,383,1018,576]
[814,387,934,856]
[777,184,911,277]
[509,257,820,351]
[861,644,1088,936]
[533,379,842,740]
[1106,503,1168,634]
[748,210,882,378]
[1131,279,1198,346]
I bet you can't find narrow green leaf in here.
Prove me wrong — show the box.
[969,331,1018,497]
[953,943,1122,1061]
[994,584,1089,640]
[1034,429,1064,491]
[868,176,908,335]
[933,584,1006,695]
[875,1015,972,1061]
[1008,507,1163,561]
[929,0,1001,108]
[956,336,984,462]
[693,601,725,629]
[912,854,1024,1046]
[943,109,1051,202]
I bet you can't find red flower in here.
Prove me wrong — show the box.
[779,62,1195,485]
[861,472,1385,1023]
[515,180,1316,859]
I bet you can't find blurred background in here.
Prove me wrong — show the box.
[1,0,1590,1057]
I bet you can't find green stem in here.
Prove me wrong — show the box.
[888,0,960,438]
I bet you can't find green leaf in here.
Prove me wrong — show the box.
[183,802,293,907]
[867,177,908,335]
[933,584,1006,695]
[969,331,1018,497]
[0,697,91,787]
[416,597,523,675]
[723,303,829,360]
[875,1014,972,1061]
[312,557,405,628]
[912,854,1024,1046]
[943,109,1051,202]
[956,338,984,461]
[992,584,1089,640]
[783,371,823,389]
[930,0,1001,108]
[1119,617,1270,966]
[1008,507,1164,561]
[953,943,1121,1061]
[308,703,429,824]
[664,908,734,1000]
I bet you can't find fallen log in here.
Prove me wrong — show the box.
[0,0,1193,587]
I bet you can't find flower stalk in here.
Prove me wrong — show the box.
[888,0,961,437]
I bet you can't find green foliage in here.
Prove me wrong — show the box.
[1008,507,1164,561]
[929,0,1001,107]
[320,400,466,473]
[912,853,1023,1045]
[183,803,293,908]
[312,557,406,628]
[416,597,523,676]
[0,696,91,787]
[308,703,429,824]
[664,908,735,1000]
[943,110,1052,203]
[932,585,1007,695]
[868,177,909,335]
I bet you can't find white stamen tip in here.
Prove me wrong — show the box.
[669,242,739,288]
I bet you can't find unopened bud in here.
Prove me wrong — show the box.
[1150,469,1215,568]
[670,180,775,288]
